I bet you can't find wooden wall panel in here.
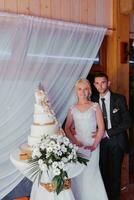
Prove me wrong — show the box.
[29,0,40,16]
[17,0,29,14]
[80,0,88,24]
[70,0,80,23]
[40,0,51,18]
[104,0,113,28]
[87,0,96,25]
[0,0,113,28]
[0,0,4,11]
[60,0,71,21]
[96,0,104,26]
[51,0,61,20]
[4,0,18,13]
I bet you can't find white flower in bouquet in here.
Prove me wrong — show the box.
[39,163,47,171]
[53,168,60,176]
[29,134,89,194]
[61,144,67,153]
[38,159,44,165]
[61,157,68,163]
[58,161,65,169]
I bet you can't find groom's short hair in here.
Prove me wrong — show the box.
[94,72,108,81]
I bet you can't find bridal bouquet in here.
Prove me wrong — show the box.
[29,134,88,194]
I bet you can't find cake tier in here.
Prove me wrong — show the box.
[30,123,59,137]
[34,104,45,113]
[33,114,55,124]
[28,135,42,146]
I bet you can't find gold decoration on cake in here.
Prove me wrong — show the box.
[19,152,29,160]
[33,120,56,126]
[34,84,65,136]
[35,85,58,125]
[19,144,32,160]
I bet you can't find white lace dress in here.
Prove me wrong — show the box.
[71,103,108,200]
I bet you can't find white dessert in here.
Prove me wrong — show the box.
[30,124,59,137]
[27,88,59,146]
[33,113,55,125]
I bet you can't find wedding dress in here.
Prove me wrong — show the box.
[71,103,108,200]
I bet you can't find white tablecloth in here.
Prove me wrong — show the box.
[10,148,85,200]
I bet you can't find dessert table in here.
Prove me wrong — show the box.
[10,148,85,200]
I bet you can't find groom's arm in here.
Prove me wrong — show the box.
[107,95,131,138]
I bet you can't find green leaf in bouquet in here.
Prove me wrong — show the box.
[53,175,64,194]
[62,170,68,179]
[77,156,89,165]
[52,154,61,161]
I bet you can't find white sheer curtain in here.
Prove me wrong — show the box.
[0,12,106,198]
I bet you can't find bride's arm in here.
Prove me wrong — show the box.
[93,105,105,148]
[65,109,83,147]
[85,105,105,151]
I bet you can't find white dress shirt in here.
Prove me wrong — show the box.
[99,91,112,137]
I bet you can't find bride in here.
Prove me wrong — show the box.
[65,78,108,200]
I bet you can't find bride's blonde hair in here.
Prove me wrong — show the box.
[75,78,92,98]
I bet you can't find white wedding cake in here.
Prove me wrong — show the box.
[28,88,60,146]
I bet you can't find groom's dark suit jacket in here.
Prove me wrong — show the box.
[92,91,131,152]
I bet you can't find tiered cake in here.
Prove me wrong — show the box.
[28,88,60,147]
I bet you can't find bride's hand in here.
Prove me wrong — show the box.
[84,145,96,151]
[75,140,84,147]
[91,132,97,138]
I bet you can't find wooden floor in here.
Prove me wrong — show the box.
[120,184,134,200]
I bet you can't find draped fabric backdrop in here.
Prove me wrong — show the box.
[0,12,106,198]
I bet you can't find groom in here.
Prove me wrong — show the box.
[93,72,131,200]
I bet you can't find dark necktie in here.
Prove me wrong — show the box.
[101,98,108,130]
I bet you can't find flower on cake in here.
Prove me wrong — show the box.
[29,134,88,194]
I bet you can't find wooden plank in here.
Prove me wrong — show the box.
[0,0,114,28]
[80,0,88,24]
[95,0,104,26]
[61,0,71,21]
[95,0,113,28]
[51,0,61,20]
[17,0,29,15]
[4,0,18,13]
[87,0,96,25]
[107,33,118,91]
[29,0,40,16]
[70,0,80,23]
[103,0,113,28]
[40,0,51,18]
[0,0,5,11]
